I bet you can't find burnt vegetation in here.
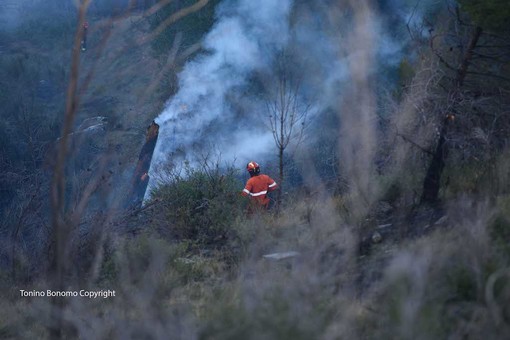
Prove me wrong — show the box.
[1,0,510,339]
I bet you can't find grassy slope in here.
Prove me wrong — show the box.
[2,2,510,339]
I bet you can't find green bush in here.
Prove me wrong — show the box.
[150,164,247,248]
[459,0,510,31]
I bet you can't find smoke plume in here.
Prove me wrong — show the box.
[149,0,292,181]
[147,0,430,196]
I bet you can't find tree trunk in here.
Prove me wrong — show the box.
[421,26,482,203]
[126,121,159,207]
[277,145,283,210]
[421,116,451,203]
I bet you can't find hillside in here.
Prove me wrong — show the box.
[1,0,510,339]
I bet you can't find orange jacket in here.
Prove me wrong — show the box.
[242,174,278,207]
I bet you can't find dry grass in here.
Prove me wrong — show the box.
[2,1,510,339]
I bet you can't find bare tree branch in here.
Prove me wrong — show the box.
[138,0,209,46]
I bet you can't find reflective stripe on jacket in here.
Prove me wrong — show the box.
[241,174,278,206]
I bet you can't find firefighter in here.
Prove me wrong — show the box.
[241,161,278,209]
[81,21,89,51]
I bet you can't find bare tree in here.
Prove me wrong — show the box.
[420,1,510,203]
[265,51,310,209]
[44,0,211,337]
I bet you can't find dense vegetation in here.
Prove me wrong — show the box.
[1,0,510,338]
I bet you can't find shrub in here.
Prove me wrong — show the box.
[150,164,247,249]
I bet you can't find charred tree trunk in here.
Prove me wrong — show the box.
[421,26,482,204]
[421,116,452,203]
[126,121,159,208]
[277,145,283,210]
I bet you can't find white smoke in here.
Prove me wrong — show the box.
[149,0,293,182]
[146,0,436,197]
